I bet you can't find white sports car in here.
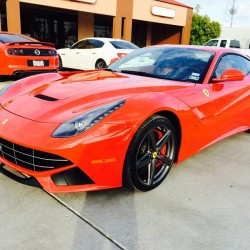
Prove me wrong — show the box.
[57,37,139,70]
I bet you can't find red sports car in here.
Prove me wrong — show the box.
[0,45,250,193]
[0,32,58,79]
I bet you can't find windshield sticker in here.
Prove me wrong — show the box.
[189,72,200,81]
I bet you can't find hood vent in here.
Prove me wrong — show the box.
[35,94,58,102]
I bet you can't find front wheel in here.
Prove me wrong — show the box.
[123,115,177,192]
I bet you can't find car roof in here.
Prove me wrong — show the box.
[148,44,245,54]
[80,37,132,42]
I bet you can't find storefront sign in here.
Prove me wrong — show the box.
[70,0,96,3]
[151,6,176,18]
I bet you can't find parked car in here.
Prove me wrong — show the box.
[0,32,58,79]
[204,38,250,57]
[0,45,250,193]
[57,37,139,70]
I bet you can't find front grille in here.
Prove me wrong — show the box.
[0,138,73,172]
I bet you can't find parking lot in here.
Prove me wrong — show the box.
[0,80,250,250]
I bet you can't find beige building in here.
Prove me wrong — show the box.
[0,0,193,48]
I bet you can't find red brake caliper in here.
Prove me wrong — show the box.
[154,129,167,167]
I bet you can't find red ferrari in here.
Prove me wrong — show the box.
[0,32,58,78]
[0,45,250,193]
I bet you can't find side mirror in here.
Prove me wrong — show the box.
[212,69,244,82]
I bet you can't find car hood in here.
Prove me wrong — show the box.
[1,71,193,123]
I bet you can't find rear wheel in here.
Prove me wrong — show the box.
[95,59,107,69]
[123,115,177,192]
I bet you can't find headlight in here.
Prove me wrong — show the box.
[52,100,125,138]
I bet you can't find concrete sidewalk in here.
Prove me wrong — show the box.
[0,80,250,249]
[0,81,12,89]
[1,133,250,249]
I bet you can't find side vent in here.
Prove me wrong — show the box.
[35,94,58,101]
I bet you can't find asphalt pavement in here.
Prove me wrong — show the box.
[0,79,250,250]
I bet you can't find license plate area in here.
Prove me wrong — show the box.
[27,60,49,67]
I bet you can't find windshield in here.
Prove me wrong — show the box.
[109,40,139,49]
[0,34,33,44]
[108,46,215,83]
[204,40,218,46]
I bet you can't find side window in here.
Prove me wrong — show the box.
[86,39,104,49]
[229,40,240,48]
[214,54,250,78]
[204,40,218,46]
[73,40,87,49]
[220,40,227,48]
[214,55,233,78]
[227,54,250,75]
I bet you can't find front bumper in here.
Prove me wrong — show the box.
[0,107,133,192]
[0,162,42,188]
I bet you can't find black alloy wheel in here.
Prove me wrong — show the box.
[123,115,177,191]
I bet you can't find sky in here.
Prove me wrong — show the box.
[179,0,250,28]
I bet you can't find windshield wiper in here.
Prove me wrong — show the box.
[120,70,165,79]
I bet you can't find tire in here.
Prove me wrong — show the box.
[0,75,8,82]
[95,59,107,69]
[123,115,177,192]
[58,55,63,71]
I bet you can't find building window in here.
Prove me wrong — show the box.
[21,4,77,49]
[132,20,147,48]
[121,17,125,39]
[0,6,7,31]
[94,15,112,38]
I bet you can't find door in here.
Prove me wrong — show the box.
[172,53,250,148]
[60,39,88,69]
[206,53,250,139]
[61,39,105,70]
